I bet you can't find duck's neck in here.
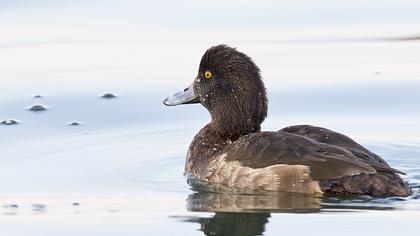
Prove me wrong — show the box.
[185,123,235,174]
[210,107,262,141]
[185,115,262,175]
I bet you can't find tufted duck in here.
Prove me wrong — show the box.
[163,45,410,196]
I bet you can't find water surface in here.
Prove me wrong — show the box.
[1,15,420,236]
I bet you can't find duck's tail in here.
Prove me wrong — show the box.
[320,172,411,197]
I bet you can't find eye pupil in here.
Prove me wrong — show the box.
[204,71,212,79]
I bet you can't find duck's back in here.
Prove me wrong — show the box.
[220,125,410,196]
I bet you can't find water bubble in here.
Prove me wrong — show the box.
[2,204,18,215]
[3,204,18,208]
[28,104,48,112]
[68,121,83,126]
[101,93,117,99]
[32,203,46,208]
[32,203,46,214]
[1,119,20,125]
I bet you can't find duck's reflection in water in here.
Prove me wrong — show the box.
[187,190,322,213]
[186,212,270,236]
[180,184,396,236]
[182,190,321,236]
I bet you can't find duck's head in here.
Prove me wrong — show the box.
[163,45,268,138]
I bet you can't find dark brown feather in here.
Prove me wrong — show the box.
[224,130,378,180]
[320,172,411,196]
[281,125,405,174]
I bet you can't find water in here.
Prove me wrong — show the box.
[1,74,420,235]
[1,2,420,235]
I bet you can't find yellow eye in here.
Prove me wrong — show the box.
[204,71,212,79]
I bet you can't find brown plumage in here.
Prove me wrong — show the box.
[163,44,411,197]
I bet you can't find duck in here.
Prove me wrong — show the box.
[163,44,411,197]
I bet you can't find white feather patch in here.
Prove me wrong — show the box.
[198,153,322,193]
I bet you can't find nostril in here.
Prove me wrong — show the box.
[163,97,170,106]
[184,87,189,92]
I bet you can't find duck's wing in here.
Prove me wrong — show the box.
[280,125,404,174]
[224,130,381,181]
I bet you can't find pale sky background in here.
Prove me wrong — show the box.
[1,0,419,85]
[1,0,420,30]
